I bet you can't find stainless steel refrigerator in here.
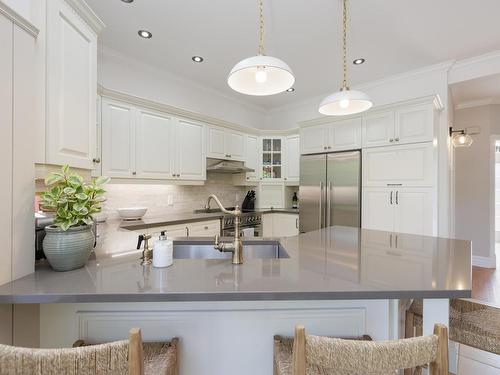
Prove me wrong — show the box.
[299,151,361,232]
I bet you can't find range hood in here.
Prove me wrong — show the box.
[206,158,255,174]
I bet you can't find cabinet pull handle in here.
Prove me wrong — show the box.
[395,137,400,142]
[323,146,327,150]
[395,191,399,205]
[389,138,394,142]
[296,217,299,229]
[93,157,101,164]
[387,183,402,186]
[185,227,189,237]
[395,235,398,248]
[204,226,208,230]
[177,174,181,177]
[172,173,175,177]
[328,146,332,149]
[132,171,136,175]
[390,191,393,205]
[389,233,392,247]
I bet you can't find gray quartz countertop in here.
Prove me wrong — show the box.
[119,208,299,231]
[0,224,471,303]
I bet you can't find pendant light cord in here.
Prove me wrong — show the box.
[342,0,349,89]
[258,0,266,55]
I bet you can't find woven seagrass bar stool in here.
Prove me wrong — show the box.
[0,328,178,375]
[274,323,449,375]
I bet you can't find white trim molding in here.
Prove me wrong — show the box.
[0,1,39,37]
[64,0,105,34]
[454,97,500,111]
[472,255,497,269]
[449,49,500,85]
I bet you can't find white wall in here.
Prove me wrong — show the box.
[98,47,266,130]
[454,104,500,262]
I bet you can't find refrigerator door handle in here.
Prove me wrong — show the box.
[327,180,332,228]
[319,182,323,228]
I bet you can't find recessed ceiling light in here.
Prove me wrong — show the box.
[192,56,204,63]
[353,58,365,65]
[121,0,134,3]
[286,87,295,92]
[138,30,152,39]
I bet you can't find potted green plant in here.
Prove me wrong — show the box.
[40,165,110,271]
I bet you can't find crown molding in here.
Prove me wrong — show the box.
[0,1,39,37]
[298,95,441,128]
[64,0,105,34]
[449,49,500,84]
[454,97,500,110]
[98,84,261,135]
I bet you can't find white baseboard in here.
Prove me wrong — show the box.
[472,255,497,268]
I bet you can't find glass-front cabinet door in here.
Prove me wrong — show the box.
[262,137,282,179]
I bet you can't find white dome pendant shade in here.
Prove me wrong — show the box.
[319,87,373,116]
[319,0,373,116]
[228,55,295,96]
[228,0,294,96]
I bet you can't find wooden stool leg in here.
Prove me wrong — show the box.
[404,311,415,375]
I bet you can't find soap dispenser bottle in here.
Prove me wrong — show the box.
[153,231,173,268]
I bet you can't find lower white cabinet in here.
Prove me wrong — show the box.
[362,187,435,236]
[263,213,299,238]
[102,99,206,181]
[258,184,285,209]
[144,220,221,239]
[362,142,435,187]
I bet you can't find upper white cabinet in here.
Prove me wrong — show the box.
[207,126,245,161]
[362,104,433,148]
[362,143,434,187]
[244,135,260,181]
[300,125,327,154]
[362,111,395,148]
[175,119,206,180]
[135,109,176,179]
[300,118,361,154]
[102,100,136,178]
[102,99,206,181]
[45,0,103,170]
[284,135,300,182]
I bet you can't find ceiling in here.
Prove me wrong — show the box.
[451,73,500,108]
[87,0,500,111]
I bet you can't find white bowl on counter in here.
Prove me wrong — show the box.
[117,207,148,221]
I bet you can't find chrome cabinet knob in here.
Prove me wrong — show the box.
[328,146,332,149]
[389,138,394,142]
[93,157,101,163]
[395,137,400,142]
[132,171,136,175]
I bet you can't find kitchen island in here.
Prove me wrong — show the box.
[0,226,471,375]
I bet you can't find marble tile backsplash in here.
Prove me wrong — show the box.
[102,173,249,220]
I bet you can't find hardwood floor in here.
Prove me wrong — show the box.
[472,255,499,306]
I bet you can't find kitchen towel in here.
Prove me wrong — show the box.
[241,227,255,237]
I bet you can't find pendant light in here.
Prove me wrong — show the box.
[319,0,373,116]
[228,0,295,96]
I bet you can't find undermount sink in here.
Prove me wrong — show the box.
[173,241,289,260]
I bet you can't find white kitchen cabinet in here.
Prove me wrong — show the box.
[135,109,176,179]
[188,220,221,237]
[362,187,435,236]
[362,105,433,148]
[361,111,395,148]
[300,125,327,154]
[102,100,136,178]
[258,184,285,209]
[102,99,206,181]
[45,0,102,170]
[262,213,299,237]
[327,118,362,151]
[141,220,221,238]
[244,135,260,181]
[207,126,245,161]
[284,135,300,183]
[176,119,206,180]
[395,104,433,145]
[362,142,434,187]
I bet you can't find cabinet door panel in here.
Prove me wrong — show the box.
[285,135,300,181]
[259,184,285,209]
[46,0,96,169]
[135,110,175,179]
[393,188,434,236]
[102,101,135,178]
[329,118,362,151]
[362,111,395,148]
[363,143,434,187]
[177,119,205,180]
[300,125,327,154]
[245,135,260,180]
[362,188,394,232]
[395,105,433,144]
[225,131,245,160]
[207,127,225,158]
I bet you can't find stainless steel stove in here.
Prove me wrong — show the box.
[195,207,262,237]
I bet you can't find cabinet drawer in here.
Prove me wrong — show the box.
[188,220,221,237]
[362,142,434,187]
